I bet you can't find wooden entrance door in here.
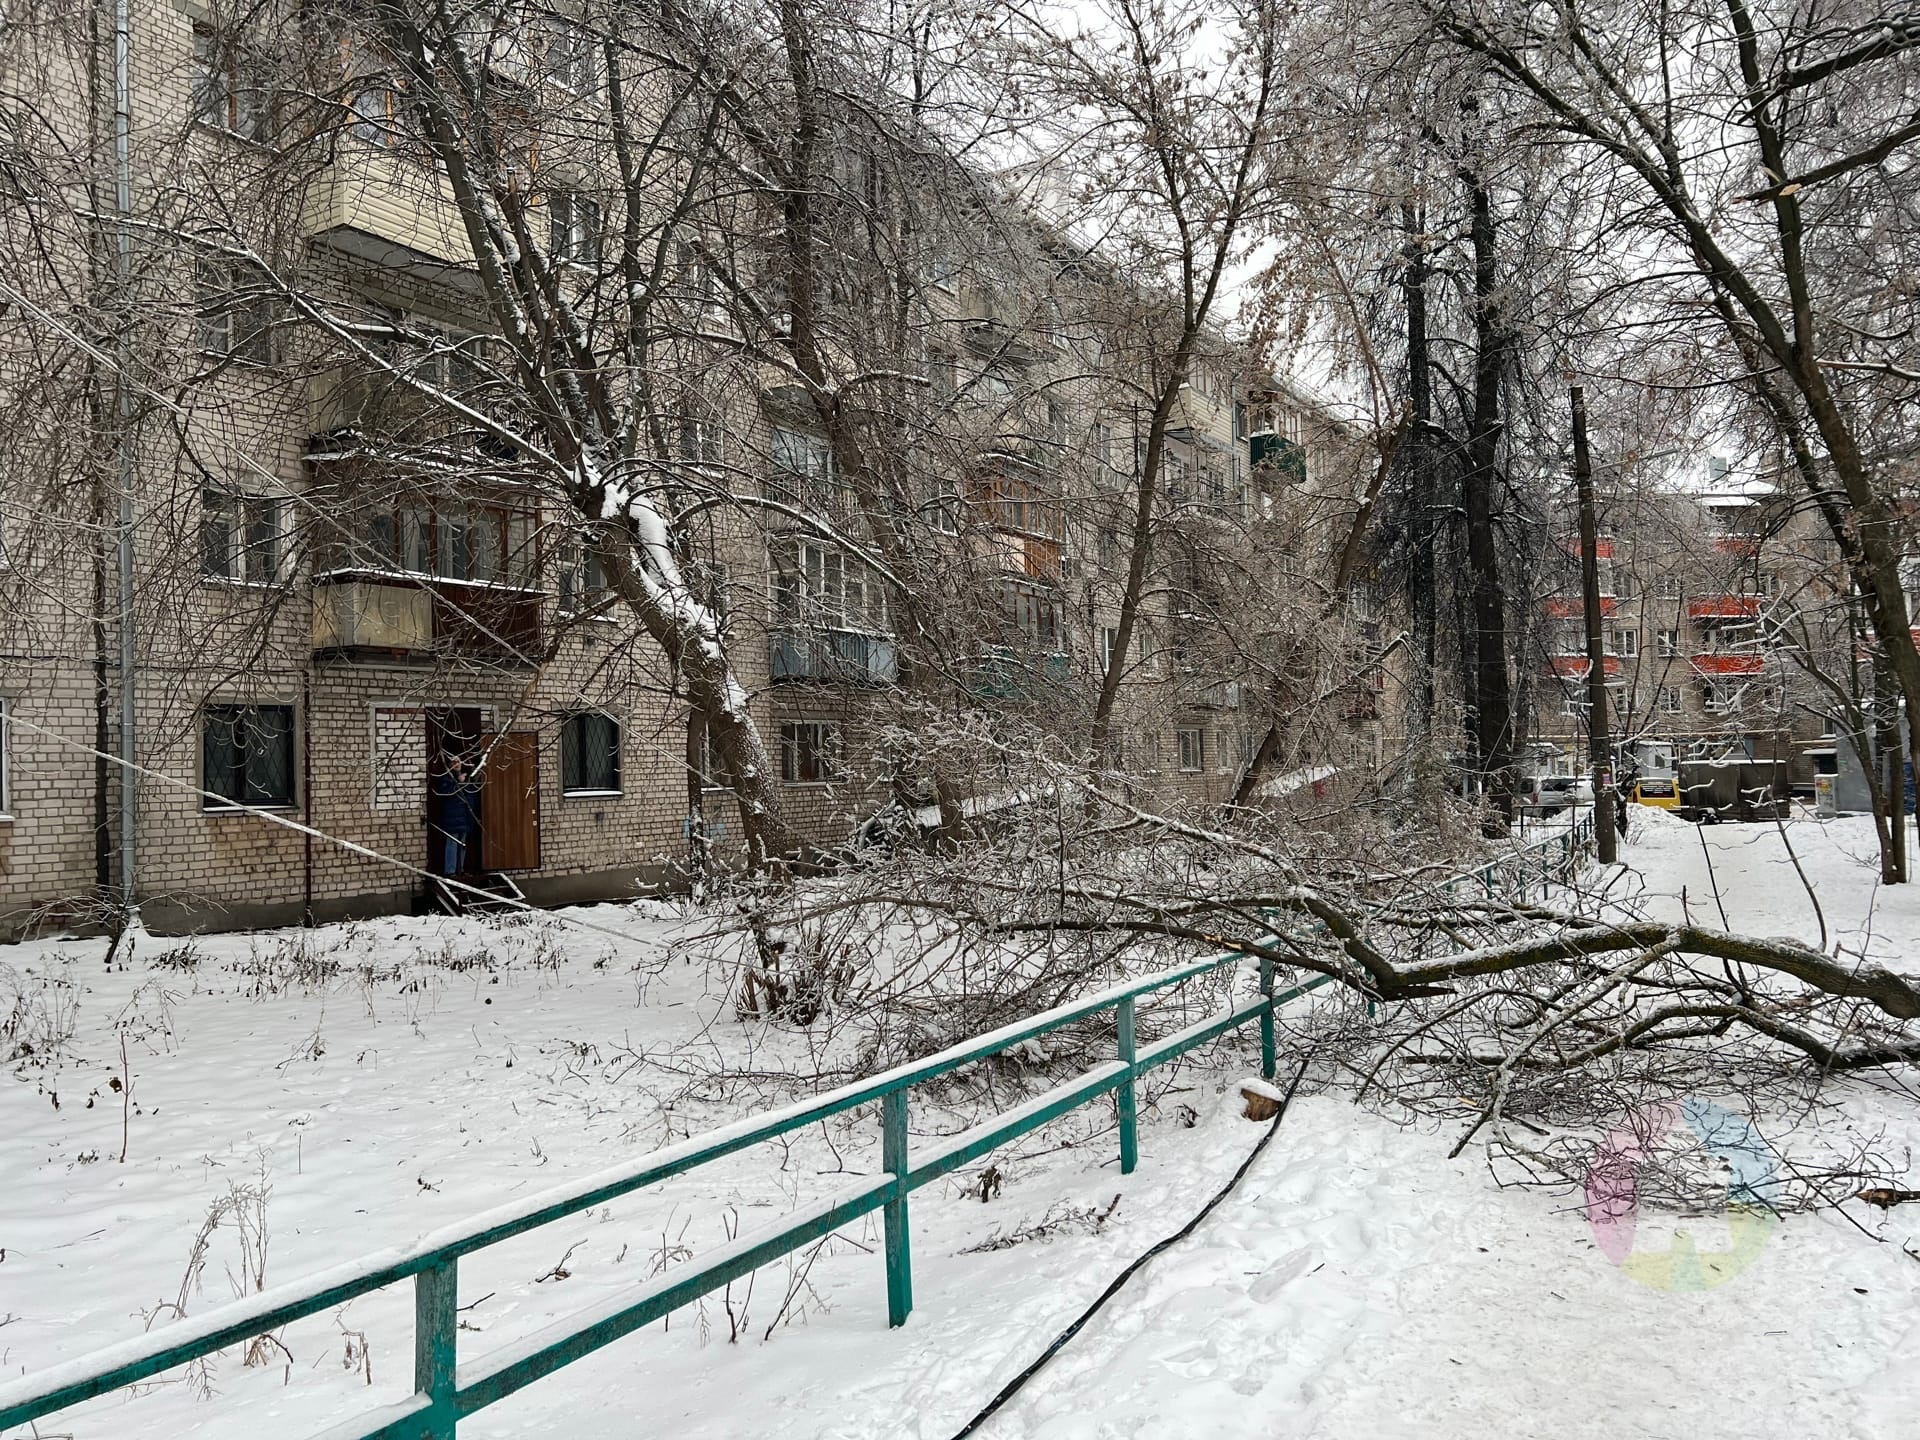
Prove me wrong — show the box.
[478,731,541,871]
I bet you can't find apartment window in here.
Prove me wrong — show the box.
[202,704,294,809]
[1659,686,1683,714]
[694,723,728,790]
[1658,575,1682,600]
[780,721,840,783]
[562,711,622,794]
[408,322,486,398]
[1657,629,1679,657]
[201,490,281,584]
[769,427,835,500]
[1177,727,1205,773]
[556,545,610,615]
[550,192,603,266]
[1701,681,1726,712]
[1093,424,1115,470]
[1562,692,1588,718]
[543,17,598,92]
[1100,626,1121,675]
[772,540,887,633]
[1614,570,1636,600]
[196,260,274,363]
[366,502,532,585]
[191,26,269,140]
[998,579,1061,650]
[1612,629,1638,658]
[672,399,723,467]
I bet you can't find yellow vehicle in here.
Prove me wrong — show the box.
[1632,776,1681,810]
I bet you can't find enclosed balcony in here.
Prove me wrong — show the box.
[769,628,899,686]
[312,571,543,666]
[968,645,1071,700]
[302,142,474,286]
[1687,595,1763,622]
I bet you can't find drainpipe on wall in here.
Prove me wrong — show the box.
[111,0,138,923]
[302,667,314,925]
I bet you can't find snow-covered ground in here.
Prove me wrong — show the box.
[4,814,1920,1438]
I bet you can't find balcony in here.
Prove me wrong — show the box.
[1690,654,1765,677]
[1250,433,1306,485]
[968,645,1070,700]
[1687,595,1762,622]
[302,145,474,284]
[1543,597,1619,620]
[769,628,899,685]
[312,571,543,666]
[1546,655,1622,678]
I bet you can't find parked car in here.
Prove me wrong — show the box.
[1527,775,1594,811]
[1631,776,1681,810]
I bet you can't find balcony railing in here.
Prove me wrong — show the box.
[769,628,899,685]
[312,571,543,666]
[968,645,1070,700]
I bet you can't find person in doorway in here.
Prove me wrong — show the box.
[432,751,483,876]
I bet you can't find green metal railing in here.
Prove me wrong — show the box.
[1448,815,1594,903]
[0,948,1327,1439]
[0,821,1595,1439]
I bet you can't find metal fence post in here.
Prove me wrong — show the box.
[1258,957,1277,1077]
[1116,995,1139,1174]
[882,1088,913,1328]
[414,1259,459,1439]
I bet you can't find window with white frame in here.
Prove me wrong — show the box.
[1100,626,1121,675]
[769,427,837,505]
[549,191,602,266]
[1701,680,1727,712]
[1562,691,1588,717]
[196,259,274,363]
[191,25,270,140]
[771,540,888,633]
[201,489,282,583]
[556,545,610,615]
[1612,629,1638,658]
[1177,726,1205,772]
[562,711,622,794]
[780,721,840,783]
[543,17,598,92]
[1657,628,1679,657]
[672,397,723,467]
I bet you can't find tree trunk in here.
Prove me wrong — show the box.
[1462,161,1515,830]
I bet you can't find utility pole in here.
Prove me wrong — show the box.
[1572,387,1617,863]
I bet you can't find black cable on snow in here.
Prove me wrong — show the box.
[946,1059,1313,1439]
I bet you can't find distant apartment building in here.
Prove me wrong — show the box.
[1528,463,1845,784]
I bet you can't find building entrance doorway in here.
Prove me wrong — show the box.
[426,709,485,876]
